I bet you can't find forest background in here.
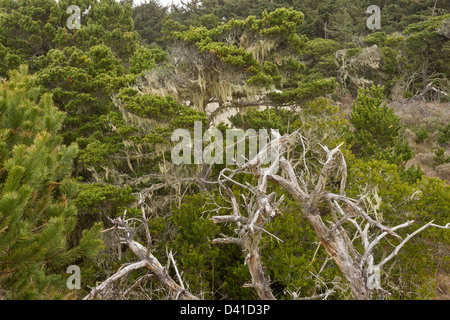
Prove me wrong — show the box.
[0,0,449,300]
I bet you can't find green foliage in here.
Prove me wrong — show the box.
[326,5,356,43]
[132,0,168,46]
[0,0,447,300]
[394,176,450,299]
[404,14,450,92]
[433,147,450,167]
[230,108,296,135]
[415,125,430,143]
[0,43,22,77]
[410,177,450,229]
[268,78,337,104]
[76,85,207,184]
[0,0,64,58]
[399,164,424,185]
[348,85,411,164]
[35,44,131,150]
[75,183,135,217]
[347,158,414,213]
[260,7,305,48]
[336,31,409,98]
[260,199,340,299]
[56,0,138,62]
[78,222,104,259]
[230,97,347,143]
[169,7,334,101]
[437,123,450,146]
[346,156,449,299]
[302,38,340,78]
[0,66,102,299]
[116,88,207,126]
[194,13,221,29]
[78,139,118,166]
[129,45,167,75]
[170,191,342,300]
[363,32,388,47]
[160,16,188,42]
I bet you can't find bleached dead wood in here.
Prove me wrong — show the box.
[209,131,287,300]
[292,289,335,300]
[211,131,449,300]
[83,260,150,300]
[84,199,199,300]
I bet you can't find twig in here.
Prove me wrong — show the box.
[168,250,185,290]
[293,289,335,300]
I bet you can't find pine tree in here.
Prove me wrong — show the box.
[348,85,412,164]
[327,6,356,43]
[0,66,102,299]
[132,0,168,46]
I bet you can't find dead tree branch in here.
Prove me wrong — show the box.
[83,261,150,300]
[84,200,199,300]
[211,131,449,300]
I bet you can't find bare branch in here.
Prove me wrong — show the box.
[168,250,185,290]
[211,237,244,245]
[211,215,249,224]
[378,220,448,269]
[138,194,152,254]
[101,215,200,300]
[123,274,154,299]
[361,220,416,268]
[328,193,403,240]
[293,289,335,300]
[84,260,149,300]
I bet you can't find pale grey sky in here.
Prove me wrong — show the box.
[133,0,184,6]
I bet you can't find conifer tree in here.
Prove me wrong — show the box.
[348,85,411,164]
[404,13,450,94]
[0,66,102,299]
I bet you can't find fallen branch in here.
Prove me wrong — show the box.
[83,260,149,300]
[293,289,335,300]
[85,210,199,300]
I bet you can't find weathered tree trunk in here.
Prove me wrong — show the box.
[215,133,381,299]
[247,246,276,300]
[303,210,370,300]
[212,192,278,299]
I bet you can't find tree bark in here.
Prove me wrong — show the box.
[303,211,370,300]
[247,247,276,300]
